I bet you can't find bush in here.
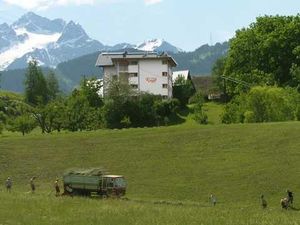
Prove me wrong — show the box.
[189,90,205,105]
[0,122,3,134]
[244,111,255,123]
[173,76,195,108]
[221,86,300,124]
[296,106,300,121]
[194,109,208,124]
[9,114,36,135]
[193,103,208,125]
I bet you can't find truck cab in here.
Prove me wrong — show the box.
[101,175,126,197]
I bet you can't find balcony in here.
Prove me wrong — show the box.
[129,77,138,85]
[128,65,138,73]
[119,65,128,72]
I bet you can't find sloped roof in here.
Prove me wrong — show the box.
[172,70,190,82]
[95,51,177,67]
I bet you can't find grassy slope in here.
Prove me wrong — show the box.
[1,103,300,224]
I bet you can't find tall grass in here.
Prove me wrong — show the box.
[1,119,300,224]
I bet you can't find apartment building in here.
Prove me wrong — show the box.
[95,51,177,98]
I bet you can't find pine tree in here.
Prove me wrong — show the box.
[46,70,60,101]
[24,60,49,105]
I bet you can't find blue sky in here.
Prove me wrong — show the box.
[1,0,300,51]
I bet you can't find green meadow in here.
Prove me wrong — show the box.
[1,105,300,224]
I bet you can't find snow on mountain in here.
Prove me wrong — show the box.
[0,12,104,70]
[0,12,182,71]
[136,39,182,53]
[136,39,163,51]
[12,12,65,34]
[108,43,136,51]
[0,28,60,70]
[56,21,89,45]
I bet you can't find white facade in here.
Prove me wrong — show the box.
[96,52,177,98]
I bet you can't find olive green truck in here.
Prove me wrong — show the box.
[63,168,127,198]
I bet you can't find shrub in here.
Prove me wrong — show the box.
[193,103,208,125]
[0,122,3,134]
[244,111,255,123]
[189,90,205,105]
[194,109,208,124]
[9,114,36,135]
[296,106,300,121]
[221,86,300,124]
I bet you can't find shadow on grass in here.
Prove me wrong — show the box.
[289,206,300,211]
[168,107,192,126]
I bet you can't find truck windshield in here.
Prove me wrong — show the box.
[114,178,126,187]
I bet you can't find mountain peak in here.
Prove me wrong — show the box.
[22,11,40,19]
[57,21,89,44]
[136,38,181,53]
[13,12,65,34]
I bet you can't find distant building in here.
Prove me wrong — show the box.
[95,52,177,98]
[172,70,192,85]
[172,70,195,92]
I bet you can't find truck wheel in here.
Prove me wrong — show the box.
[102,194,108,199]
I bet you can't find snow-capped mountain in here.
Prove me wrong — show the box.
[12,12,65,34]
[136,39,182,53]
[0,12,182,70]
[0,12,104,70]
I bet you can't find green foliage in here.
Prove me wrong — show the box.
[9,114,36,135]
[222,86,300,123]
[46,71,60,101]
[102,79,180,129]
[173,76,195,108]
[174,42,229,75]
[296,106,300,121]
[0,111,7,125]
[81,78,103,108]
[153,99,180,125]
[212,56,226,91]
[24,60,49,105]
[24,62,61,106]
[64,90,92,131]
[32,99,66,133]
[193,104,208,124]
[0,122,3,134]
[191,92,208,125]
[105,78,135,101]
[189,90,205,105]
[222,15,300,95]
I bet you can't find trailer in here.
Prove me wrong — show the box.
[63,168,126,198]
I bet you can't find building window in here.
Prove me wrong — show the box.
[162,84,168,89]
[129,73,138,77]
[162,60,168,65]
[131,84,138,89]
[162,72,168,77]
[129,61,138,65]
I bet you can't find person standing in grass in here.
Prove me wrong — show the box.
[30,177,36,193]
[287,190,294,205]
[281,198,289,210]
[5,177,12,192]
[54,178,60,196]
[260,195,267,208]
[210,194,217,206]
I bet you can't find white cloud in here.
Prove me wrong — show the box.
[144,0,163,6]
[3,0,97,10]
[3,0,162,10]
